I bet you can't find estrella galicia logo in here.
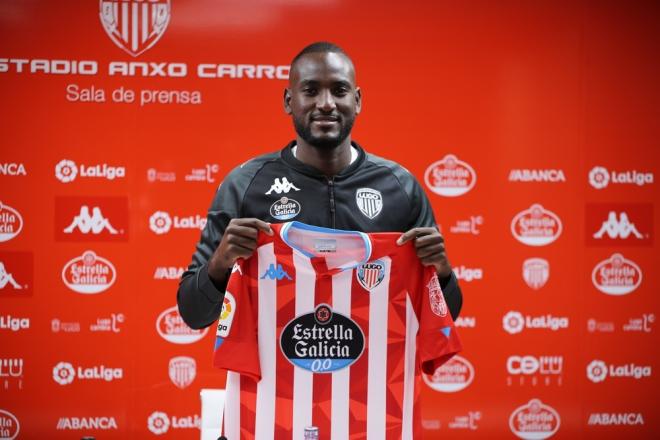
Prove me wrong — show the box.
[356,260,385,291]
[260,264,292,280]
[280,304,365,373]
[269,197,301,221]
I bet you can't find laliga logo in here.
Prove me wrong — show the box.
[588,166,609,189]
[589,165,654,189]
[586,360,608,383]
[509,399,560,440]
[586,359,652,383]
[52,361,123,385]
[423,355,475,392]
[147,411,170,435]
[52,362,76,385]
[55,159,125,182]
[424,154,477,197]
[100,0,171,57]
[591,253,642,296]
[503,311,525,334]
[55,159,78,183]
[0,410,20,440]
[149,211,172,234]
[511,204,562,246]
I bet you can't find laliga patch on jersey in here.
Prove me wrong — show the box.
[356,260,385,290]
[216,292,236,337]
[428,274,448,317]
[280,304,365,373]
[355,188,383,219]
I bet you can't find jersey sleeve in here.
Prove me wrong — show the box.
[412,265,462,375]
[212,261,261,381]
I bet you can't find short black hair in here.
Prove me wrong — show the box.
[291,41,352,67]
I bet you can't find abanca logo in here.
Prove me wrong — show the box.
[511,204,562,246]
[62,251,116,294]
[509,399,560,440]
[424,154,476,197]
[591,253,642,296]
[423,355,475,392]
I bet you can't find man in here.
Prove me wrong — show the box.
[178,41,462,328]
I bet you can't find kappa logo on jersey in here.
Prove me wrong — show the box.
[586,359,652,383]
[0,252,33,297]
[356,260,385,290]
[424,154,477,197]
[427,273,448,317]
[503,311,569,334]
[588,413,645,426]
[215,292,236,339]
[586,203,653,246]
[52,361,123,385]
[149,211,206,234]
[270,197,301,220]
[355,188,383,219]
[168,356,196,389]
[156,305,209,344]
[522,258,549,290]
[280,304,365,373]
[55,197,129,242]
[55,159,125,183]
[591,253,642,296]
[0,163,27,176]
[509,399,560,440]
[508,169,566,183]
[62,251,116,294]
[265,177,300,195]
[511,204,562,246]
[56,416,118,431]
[0,410,20,439]
[589,165,654,189]
[423,355,474,393]
[260,264,292,280]
[100,0,171,57]
[0,202,23,242]
[147,411,200,435]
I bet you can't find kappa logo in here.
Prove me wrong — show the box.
[55,159,125,183]
[424,154,477,197]
[593,212,643,239]
[64,206,118,235]
[591,253,642,296]
[0,252,33,297]
[0,410,20,439]
[522,258,550,290]
[260,264,292,280]
[0,262,24,290]
[100,0,171,57]
[55,197,129,242]
[356,260,386,290]
[423,355,475,393]
[586,203,653,247]
[0,202,23,242]
[265,177,300,195]
[589,165,654,189]
[168,356,196,389]
[355,188,383,219]
[511,204,562,246]
[509,399,560,440]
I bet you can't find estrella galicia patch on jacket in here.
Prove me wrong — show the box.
[280,304,365,373]
[269,197,301,220]
[355,187,383,219]
[356,260,385,290]
[216,291,236,337]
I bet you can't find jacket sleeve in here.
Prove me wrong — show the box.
[406,170,463,320]
[177,164,252,329]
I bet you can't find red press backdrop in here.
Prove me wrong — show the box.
[1,0,658,438]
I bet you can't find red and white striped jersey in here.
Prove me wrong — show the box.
[213,222,461,439]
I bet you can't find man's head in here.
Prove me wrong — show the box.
[284,42,362,150]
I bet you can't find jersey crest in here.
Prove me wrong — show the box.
[356,260,386,290]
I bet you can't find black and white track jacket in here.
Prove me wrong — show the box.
[177,141,463,329]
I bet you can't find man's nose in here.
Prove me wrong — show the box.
[316,90,336,111]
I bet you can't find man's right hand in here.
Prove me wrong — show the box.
[208,218,273,284]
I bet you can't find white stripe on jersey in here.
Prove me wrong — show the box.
[367,257,392,438]
[331,269,353,440]
[402,293,419,440]
[224,371,241,439]
[292,251,315,440]
[255,243,277,439]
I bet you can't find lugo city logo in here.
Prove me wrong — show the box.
[280,304,365,373]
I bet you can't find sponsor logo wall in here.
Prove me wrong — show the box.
[1,1,656,438]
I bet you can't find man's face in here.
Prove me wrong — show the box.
[284,51,362,149]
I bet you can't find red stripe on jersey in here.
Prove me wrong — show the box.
[313,271,333,437]
[240,375,257,440]
[386,270,408,439]
[349,273,370,439]
[275,248,296,436]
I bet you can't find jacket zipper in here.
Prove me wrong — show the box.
[328,178,336,228]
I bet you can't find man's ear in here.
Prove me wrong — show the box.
[355,87,362,115]
[283,88,292,114]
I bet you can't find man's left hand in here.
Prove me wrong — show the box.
[397,227,452,278]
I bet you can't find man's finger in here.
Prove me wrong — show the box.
[235,218,273,236]
[397,227,438,245]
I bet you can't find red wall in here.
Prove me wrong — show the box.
[1,0,658,438]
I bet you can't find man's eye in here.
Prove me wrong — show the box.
[334,88,349,96]
[302,88,317,96]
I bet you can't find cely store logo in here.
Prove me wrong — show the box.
[100,0,171,57]
[280,304,365,373]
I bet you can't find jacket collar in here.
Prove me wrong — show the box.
[280,140,367,179]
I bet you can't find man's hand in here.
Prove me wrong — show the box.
[208,218,273,283]
[397,227,452,278]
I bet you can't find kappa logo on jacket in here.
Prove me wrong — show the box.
[265,177,300,195]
